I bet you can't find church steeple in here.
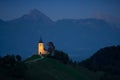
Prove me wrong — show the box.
[38,36,45,55]
[39,36,43,43]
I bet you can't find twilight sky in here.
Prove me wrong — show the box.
[0,0,120,21]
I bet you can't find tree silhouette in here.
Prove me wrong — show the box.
[0,54,27,79]
[47,41,55,56]
[16,55,22,62]
[47,41,70,64]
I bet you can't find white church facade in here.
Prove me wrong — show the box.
[38,37,48,55]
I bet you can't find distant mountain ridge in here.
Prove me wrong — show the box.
[0,9,120,61]
[8,9,54,25]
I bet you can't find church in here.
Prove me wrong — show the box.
[38,37,48,55]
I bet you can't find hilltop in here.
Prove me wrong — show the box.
[24,56,102,80]
[0,54,102,80]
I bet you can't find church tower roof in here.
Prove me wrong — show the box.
[39,36,43,43]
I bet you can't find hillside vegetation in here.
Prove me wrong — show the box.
[3,45,120,80]
[80,45,120,80]
[25,57,102,80]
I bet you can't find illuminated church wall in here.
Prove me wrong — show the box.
[38,42,45,55]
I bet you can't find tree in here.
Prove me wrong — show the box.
[54,50,70,64]
[2,55,16,68]
[16,55,22,62]
[47,41,70,64]
[47,42,55,56]
[0,54,27,79]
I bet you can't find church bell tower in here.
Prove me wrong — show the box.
[38,37,45,55]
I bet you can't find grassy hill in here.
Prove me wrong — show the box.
[80,45,120,80]
[24,56,102,80]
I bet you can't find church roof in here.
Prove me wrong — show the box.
[39,37,43,43]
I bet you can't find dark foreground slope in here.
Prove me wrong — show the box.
[80,45,120,80]
[25,57,102,80]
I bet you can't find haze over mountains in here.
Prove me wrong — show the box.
[0,9,120,61]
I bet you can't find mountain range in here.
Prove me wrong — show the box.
[0,9,120,61]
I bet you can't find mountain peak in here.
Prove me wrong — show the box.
[29,9,45,17]
[9,9,53,24]
[25,9,53,23]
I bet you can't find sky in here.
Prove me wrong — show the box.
[0,0,120,21]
